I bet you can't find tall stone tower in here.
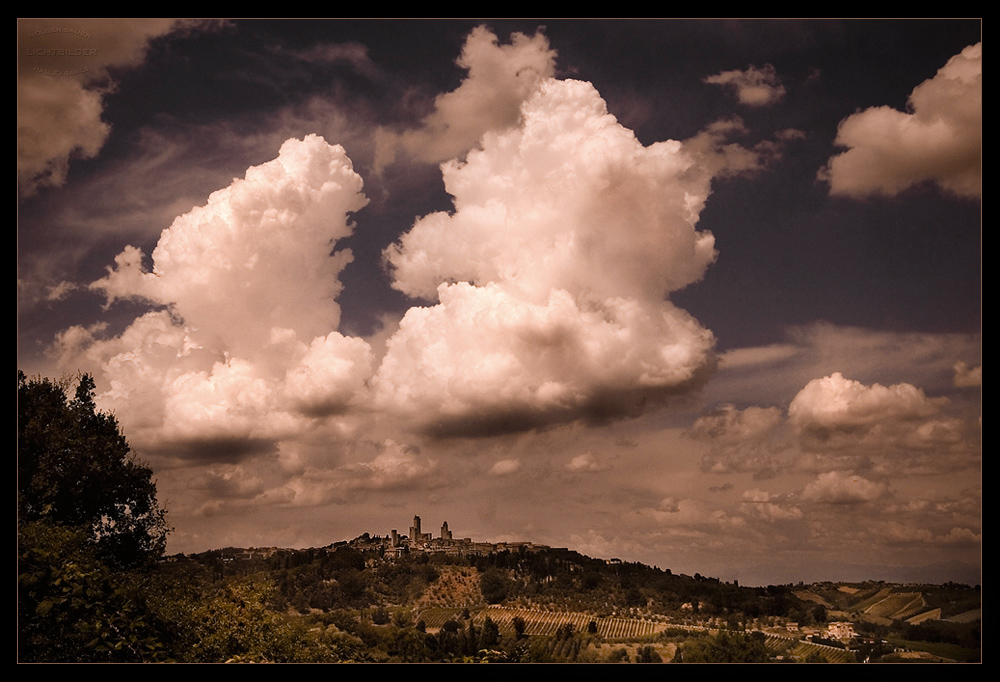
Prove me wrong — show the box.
[441,521,452,540]
[409,515,422,543]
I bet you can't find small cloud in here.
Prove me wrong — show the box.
[374,25,556,171]
[489,458,522,476]
[337,442,439,492]
[657,496,680,513]
[801,471,887,505]
[45,280,79,301]
[789,372,941,434]
[740,488,803,520]
[203,465,266,499]
[682,116,796,178]
[819,42,981,199]
[688,404,789,479]
[704,64,786,107]
[565,452,609,473]
[953,361,982,388]
[17,19,214,196]
[283,41,376,76]
[688,404,783,445]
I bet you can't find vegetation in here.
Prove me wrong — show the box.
[17,373,325,662]
[18,371,169,570]
[673,630,770,663]
[19,372,171,661]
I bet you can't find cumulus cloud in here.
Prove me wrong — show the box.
[713,323,982,410]
[333,441,440,493]
[375,284,715,436]
[688,404,789,478]
[688,404,784,446]
[374,76,730,435]
[953,361,982,387]
[17,76,109,196]
[202,464,267,500]
[740,488,803,520]
[789,372,942,434]
[691,353,981,482]
[565,452,609,473]
[374,25,556,171]
[786,372,977,463]
[633,498,743,531]
[703,63,786,107]
[681,117,797,179]
[879,521,972,547]
[17,19,212,196]
[193,439,440,514]
[657,497,681,513]
[801,471,888,505]
[92,135,367,352]
[489,458,522,476]
[59,135,373,459]
[819,42,982,199]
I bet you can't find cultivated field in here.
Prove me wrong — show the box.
[417,605,672,640]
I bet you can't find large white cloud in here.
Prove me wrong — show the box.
[386,78,719,303]
[819,42,982,199]
[374,77,724,435]
[62,135,374,458]
[92,134,368,358]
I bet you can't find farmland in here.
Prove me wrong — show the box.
[418,605,677,639]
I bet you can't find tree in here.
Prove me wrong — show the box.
[19,371,174,662]
[18,521,169,662]
[675,630,770,663]
[637,645,662,663]
[512,615,526,639]
[479,569,512,604]
[18,371,169,569]
[479,616,500,649]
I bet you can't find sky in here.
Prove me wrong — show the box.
[17,19,981,587]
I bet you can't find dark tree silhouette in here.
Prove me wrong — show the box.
[18,371,169,569]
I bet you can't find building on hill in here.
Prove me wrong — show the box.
[384,514,551,557]
[827,622,856,640]
[409,515,431,544]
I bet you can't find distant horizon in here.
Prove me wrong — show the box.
[18,19,981,591]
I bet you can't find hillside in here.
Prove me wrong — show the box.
[157,541,980,662]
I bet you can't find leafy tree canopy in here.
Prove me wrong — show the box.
[18,371,169,569]
[479,569,512,604]
[674,630,770,663]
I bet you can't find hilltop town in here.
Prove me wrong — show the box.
[335,515,556,559]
